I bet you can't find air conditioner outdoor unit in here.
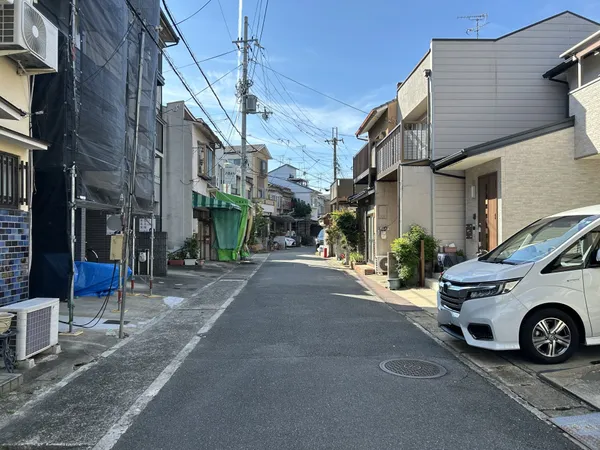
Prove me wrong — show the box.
[0,298,59,360]
[0,0,58,73]
[375,255,388,275]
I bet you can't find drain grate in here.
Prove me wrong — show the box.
[379,359,447,379]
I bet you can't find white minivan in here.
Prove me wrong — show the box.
[438,206,600,364]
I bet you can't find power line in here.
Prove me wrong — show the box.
[162,0,264,155]
[253,61,369,114]
[216,0,234,41]
[258,0,270,42]
[162,49,237,73]
[175,0,213,25]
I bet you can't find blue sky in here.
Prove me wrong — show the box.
[163,0,600,191]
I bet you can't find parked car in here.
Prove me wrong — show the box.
[315,229,325,250]
[438,206,600,364]
[284,237,296,248]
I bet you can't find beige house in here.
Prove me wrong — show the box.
[353,11,599,266]
[433,29,600,259]
[219,144,272,200]
[0,27,53,305]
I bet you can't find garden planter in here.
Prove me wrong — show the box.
[168,260,184,266]
[388,278,402,290]
[184,259,197,266]
[197,260,205,268]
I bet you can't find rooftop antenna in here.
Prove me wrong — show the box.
[457,13,488,39]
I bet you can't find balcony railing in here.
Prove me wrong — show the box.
[376,123,402,175]
[352,142,370,181]
[403,122,429,161]
[376,122,429,176]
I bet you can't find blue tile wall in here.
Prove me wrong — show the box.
[0,209,29,307]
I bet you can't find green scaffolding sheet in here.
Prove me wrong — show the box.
[213,192,253,261]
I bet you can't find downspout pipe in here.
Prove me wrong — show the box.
[546,77,570,118]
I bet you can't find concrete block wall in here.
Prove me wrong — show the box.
[0,209,29,306]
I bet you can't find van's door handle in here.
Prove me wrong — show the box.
[566,278,580,282]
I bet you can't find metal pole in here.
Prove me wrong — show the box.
[119,30,146,339]
[68,163,76,334]
[333,128,337,181]
[149,212,155,294]
[240,16,249,203]
[131,216,136,292]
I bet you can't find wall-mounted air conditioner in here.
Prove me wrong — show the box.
[0,0,58,73]
[375,255,388,275]
[0,298,59,360]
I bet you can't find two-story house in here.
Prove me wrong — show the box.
[352,99,399,264]
[329,179,354,212]
[433,27,600,259]
[354,11,599,264]
[163,101,223,255]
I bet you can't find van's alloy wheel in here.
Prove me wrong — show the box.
[520,308,579,364]
[532,318,571,358]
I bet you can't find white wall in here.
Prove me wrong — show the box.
[374,181,398,256]
[431,13,599,160]
[399,166,432,235]
[190,123,210,197]
[163,102,193,250]
[434,174,465,251]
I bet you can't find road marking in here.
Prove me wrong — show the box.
[93,256,266,450]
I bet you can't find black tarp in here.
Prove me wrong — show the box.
[30,0,160,299]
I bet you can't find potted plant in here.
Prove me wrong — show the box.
[349,252,365,269]
[168,237,200,266]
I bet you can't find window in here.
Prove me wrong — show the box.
[545,229,600,272]
[258,188,264,198]
[155,121,163,153]
[481,215,600,265]
[0,151,25,209]
[260,159,267,175]
[206,146,214,178]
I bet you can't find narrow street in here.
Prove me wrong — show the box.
[106,248,575,450]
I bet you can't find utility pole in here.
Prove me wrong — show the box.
[119,29,146,339]
[326,127,343,181]
[233,17,258,200]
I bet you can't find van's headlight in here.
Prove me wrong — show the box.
[467,279,521,299]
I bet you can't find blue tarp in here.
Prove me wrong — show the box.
[74,261,131,297]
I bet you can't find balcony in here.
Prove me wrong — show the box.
[352,142,372,184]
[330,179,354,203]
[376,122,429,179]
[254,198,276,215]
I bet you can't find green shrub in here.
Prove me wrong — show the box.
[391,225,439,285]
[349,252,365,263]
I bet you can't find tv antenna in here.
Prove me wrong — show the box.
[457,13,488,39]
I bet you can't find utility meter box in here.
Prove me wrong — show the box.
[245,95,257,113]
[110,234,124,260]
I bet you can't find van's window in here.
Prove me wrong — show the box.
[544,228,600,272]
[480,215,600,265]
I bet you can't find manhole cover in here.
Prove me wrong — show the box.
[379,359,447,379]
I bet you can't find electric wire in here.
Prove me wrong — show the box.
[175,0,213,25]
[162,49,237,73]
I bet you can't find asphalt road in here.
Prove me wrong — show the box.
[113,249,577,450]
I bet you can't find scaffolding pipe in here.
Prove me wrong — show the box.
[119,30,145,339]
[131,216,136,292]
[68,163,76,334]
[150,212,155,294]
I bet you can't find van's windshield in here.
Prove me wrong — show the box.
[480,214,600,265]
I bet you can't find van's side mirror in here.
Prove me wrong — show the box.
[595,249,600,265]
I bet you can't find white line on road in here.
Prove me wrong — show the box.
[93,257,267,450]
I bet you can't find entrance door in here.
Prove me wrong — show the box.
[367,213,375,264]
[478,172,498,252]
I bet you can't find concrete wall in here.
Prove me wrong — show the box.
[374,181,398,256]
[398,52,431,121]
[431,13,599,160]
[464,159,502,258]
[399,166,432,235]
[434,174,465,251]
[570,78,600,159]
[463,126,600,259]
[164,103,193,250]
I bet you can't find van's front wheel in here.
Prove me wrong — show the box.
[520,308,579,364]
